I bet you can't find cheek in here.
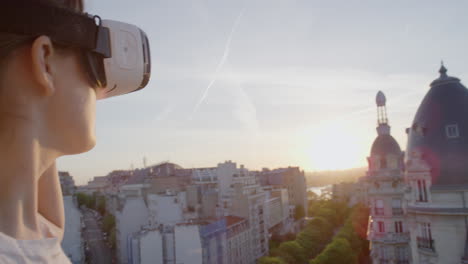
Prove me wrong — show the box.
[53,56,97,152]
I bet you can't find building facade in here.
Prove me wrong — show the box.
[61,196,84,264]
[229,183,269,260]
[364,66,468,264]
[59,171,76,196]
[404,66,468,264]
[364,91,410,264]
[257,167,308,217]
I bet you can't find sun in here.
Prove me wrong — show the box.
[303,121,369,171]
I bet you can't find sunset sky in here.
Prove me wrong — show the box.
[58,0,468,185]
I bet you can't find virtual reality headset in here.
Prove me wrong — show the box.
[0,0,151,100]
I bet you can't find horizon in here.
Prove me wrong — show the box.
[57,0,468,185]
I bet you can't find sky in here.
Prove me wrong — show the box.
[57,0,468,185]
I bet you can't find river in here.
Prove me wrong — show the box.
[307,185,332,197]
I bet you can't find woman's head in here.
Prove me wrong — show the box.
[0,0,97,156]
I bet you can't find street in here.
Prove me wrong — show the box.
[82,209,113,264]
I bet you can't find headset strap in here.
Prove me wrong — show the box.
[0,0,110,57]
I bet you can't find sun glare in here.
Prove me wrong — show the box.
[304,122,368,171]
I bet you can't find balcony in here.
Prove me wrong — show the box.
[392,208,403,215]
[378,259,390,264]
[417,237,435,252]
[369,232,409,244]
[395,261,410,264]
[375,208,385,216]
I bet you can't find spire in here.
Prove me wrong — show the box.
[375,91,390,135]
[431,61,461,86]
[439,61,448,78]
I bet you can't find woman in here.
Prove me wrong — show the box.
[0,0,104,262]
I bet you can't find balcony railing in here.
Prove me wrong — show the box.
[369,232,409,243]
[392,208,403,215]
[417,237,435,252]
[375,208,385,215]
[395,260,410,264]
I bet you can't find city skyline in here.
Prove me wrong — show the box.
[57,0,468,185]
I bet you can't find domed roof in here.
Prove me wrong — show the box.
[406,65,468,186]
[376,91,386,107]
[371,134,402,157]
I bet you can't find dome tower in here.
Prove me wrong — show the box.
[365,91,410,264]
[405,65,468,264]
[369,91,403,173]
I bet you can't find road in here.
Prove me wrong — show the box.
[82,209,113,264]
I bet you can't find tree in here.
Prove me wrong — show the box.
[96,195,106,215]
[310,238,357,264]
[306,217,333,236]
[307,190,319,200]
[294,205,305,220]
[76,192,95,209]
[296,229,323,258]
[109,229,116,249]
[257,257,285,264]
[316,207,336,223]
[102,214,116,234]
[277,241,307,264]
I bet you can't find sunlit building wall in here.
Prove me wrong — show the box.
[364,91,410,264]
[225,216,251,264]
[115,197,149,264]
[257,167,308,217]
[230,183,269,261]
[61,196,84,264]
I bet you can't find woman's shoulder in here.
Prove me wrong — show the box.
[0,216,71,264]
[38,213,63,239]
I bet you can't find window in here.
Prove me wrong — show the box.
[395,247,409,263]
[380,157,387,169]
[416,180,428,202]
[378,221,385,233]
[392,199,403,215]
[379,246,389,263]
[395,221,403,233]
[375,199,384,215]
[420,222,432,240]
[446,124,459,138]
[417,222,435,251]
[388,156,398,169]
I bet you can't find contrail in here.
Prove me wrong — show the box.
[190,9,245,117]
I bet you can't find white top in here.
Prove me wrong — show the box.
[0,214,71,264]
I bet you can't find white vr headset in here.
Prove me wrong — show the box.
[1,0,151,100]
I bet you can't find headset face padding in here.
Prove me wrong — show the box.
[82,51,106,88]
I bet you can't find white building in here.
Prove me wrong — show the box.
[404,65,468,264]
[230,183,269,261]
[85,176,109,194]
[257,167,308,217]
[363,66,468,264]
[116,196,149,264]
[225,216,251,264]
[364,91,410,264]
[134,224,204,264]
[61,196,84,264]
[147,193,186,225]
[59,172,76,196]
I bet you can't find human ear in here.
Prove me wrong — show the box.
[30,36,56,97]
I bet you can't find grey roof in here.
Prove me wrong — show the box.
[371,134,402,156]
[406,66,468,186]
